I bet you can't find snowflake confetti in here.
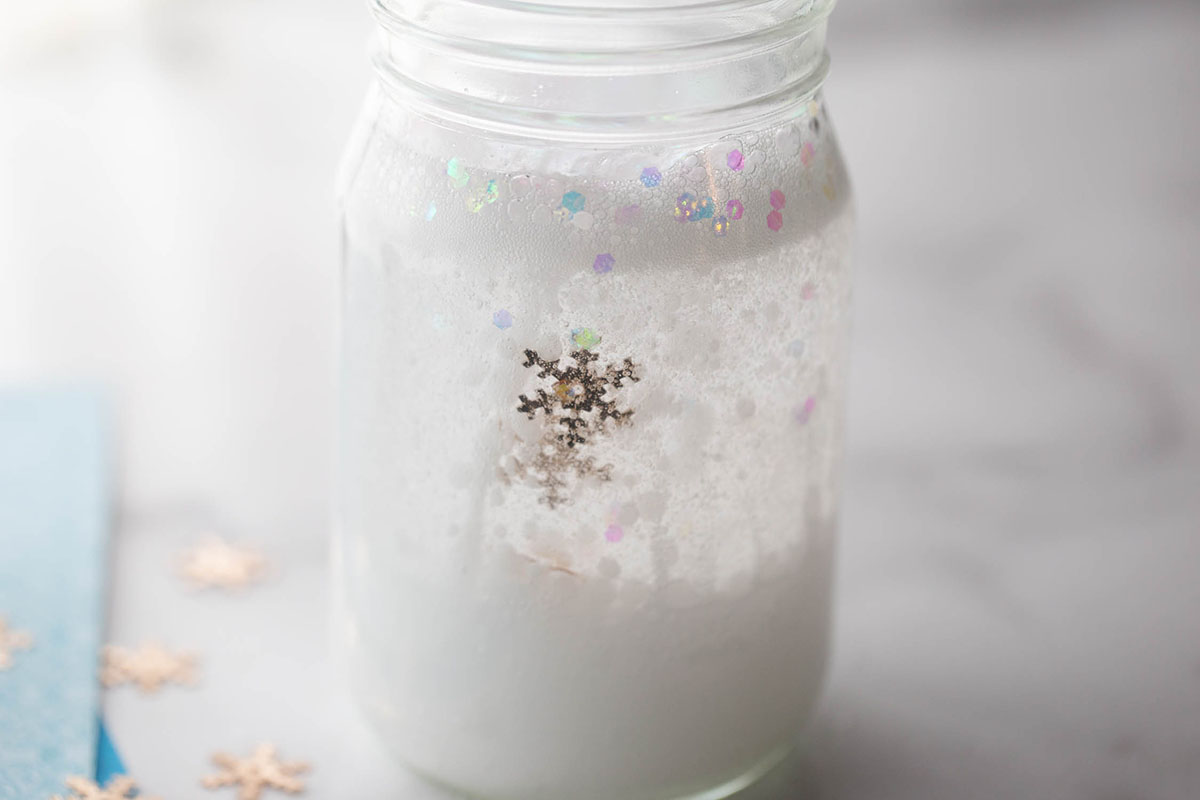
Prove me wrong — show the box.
[202,744,310,800]
[640,167,662,187]
[0,616,32,670]
[592,253,615,274]
[51,776,160,800]
[510,347,640,508]
[180,539,267,590]
[726,199,744,220]
[493,309,514,330]
[102,642,198,693]
[726,149,745,171]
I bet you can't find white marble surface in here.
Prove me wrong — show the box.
[3,0,1200,797]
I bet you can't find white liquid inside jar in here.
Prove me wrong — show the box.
[338,3,852,793]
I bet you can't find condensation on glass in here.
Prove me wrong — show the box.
[336,1,853,798]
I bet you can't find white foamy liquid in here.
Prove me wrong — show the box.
[338,117,852,798]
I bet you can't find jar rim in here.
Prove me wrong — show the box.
[371,0,836,143]
[373,0,834,58]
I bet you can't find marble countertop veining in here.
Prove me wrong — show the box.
[3,0,1198,797]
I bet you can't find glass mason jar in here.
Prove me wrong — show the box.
[336,1,853,798]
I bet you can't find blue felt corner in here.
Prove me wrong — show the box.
[96,717,127,784]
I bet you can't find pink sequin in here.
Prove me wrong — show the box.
[726,199,744,220]
[604,524,624,543]
[770,190,787,210]
[615,204,642,225]
[801,141,816,167]
[767,210,783,232]
[801,282,816,300]
[794,395,816,425]
[727,149,745,171]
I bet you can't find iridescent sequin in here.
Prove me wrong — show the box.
[695,196,716,220]
[561,191,586,217]
[615,204,642,225]
[446,157,469,189]
[726,200,744,220]
[801,141,816,167]
[554,380,586,401]
[727,149,745,171]
[712,216,729,237]
[493,309,514,330]
[425,201,437,221]
[674,193,698,222]
[593,253,615,274]
[640,167,662,188]
[467,182,497,212]
[571,327,602,350]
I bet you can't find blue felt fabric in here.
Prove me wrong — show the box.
[0,389,109,797]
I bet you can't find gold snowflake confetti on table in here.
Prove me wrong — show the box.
[180,538,267,589]
[50,776,160,800]
[101,642,198,692]
[202,744,310,800]
[0,615,32,670]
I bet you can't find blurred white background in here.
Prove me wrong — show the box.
[3,1,1200,796]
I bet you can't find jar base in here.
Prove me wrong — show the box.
[668,743,794,800]
[399,742,795,800]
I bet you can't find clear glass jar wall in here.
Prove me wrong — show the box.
[337,2,853,798]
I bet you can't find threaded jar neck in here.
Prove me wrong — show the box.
[371,0,836,143]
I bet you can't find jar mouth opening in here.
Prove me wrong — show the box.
[371,0,836,143]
